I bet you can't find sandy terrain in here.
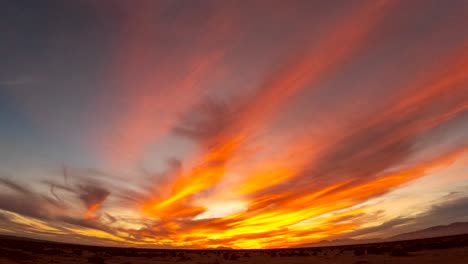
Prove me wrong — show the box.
[1,234,468,264]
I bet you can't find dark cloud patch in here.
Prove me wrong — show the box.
[42,167,114,214]
[349,217,415,238]
[105,213,117,224]
[43,167,135,212]
[0,172,112,222]
[327,195,468,241]
[57,215,108,232]
[0,178,33,195]
[173,97,238,146]
[420,195,468,225]
[0,177,58,219]
[0,193,49,219]
[0,176,133,244]
[0,209,132,247]
[77,184,110,211]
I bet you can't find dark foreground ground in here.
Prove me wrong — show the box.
[1,234,468,264]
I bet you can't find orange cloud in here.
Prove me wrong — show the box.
[132,147,467,249]
[83,203,101,219]
[133,41,468,248]
[142,0,397,217]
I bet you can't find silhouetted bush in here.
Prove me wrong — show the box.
[88,256,105,264]
[405,244,423,252]
[354,249,365,256]
[229,254,238,260]
[243,252,251,257]
[391,248,409,256]
[367,247,385,255]
[426,242,447,250]
[122,250,139,257]
[2,249,33,261]
[223,252,230,260]
[43,249,63,255]
[177,256,191,261]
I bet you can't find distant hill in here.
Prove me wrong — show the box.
[296,221,468,248]
[390,222,468,241]
[0,234,58,244]
[295,238,381,248]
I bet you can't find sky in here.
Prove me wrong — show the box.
[0,0,467,249]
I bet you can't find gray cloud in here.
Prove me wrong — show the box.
[420,195,468,226]
[0,178,59,220]
[77,184,110,211]
[329,195,468,241]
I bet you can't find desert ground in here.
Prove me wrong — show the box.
[1,234,468,264]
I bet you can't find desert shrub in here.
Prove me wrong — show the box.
[73,249,83,255]
[296,252,309,256]
[87,256,105,264]
[223,252,230,260]
[229,254,238,260]
[426,242,446,250]
[405,244,422,252]
[43,249,63,255]
[243,252,251,257]
[177,256,192,261]
[2,249,34,261]
[141,252,153,258]
[97,251,111,257]
[123,251,139,257]
[390,248,408,256]
[367,247,385,255]
[353,249,365,256]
